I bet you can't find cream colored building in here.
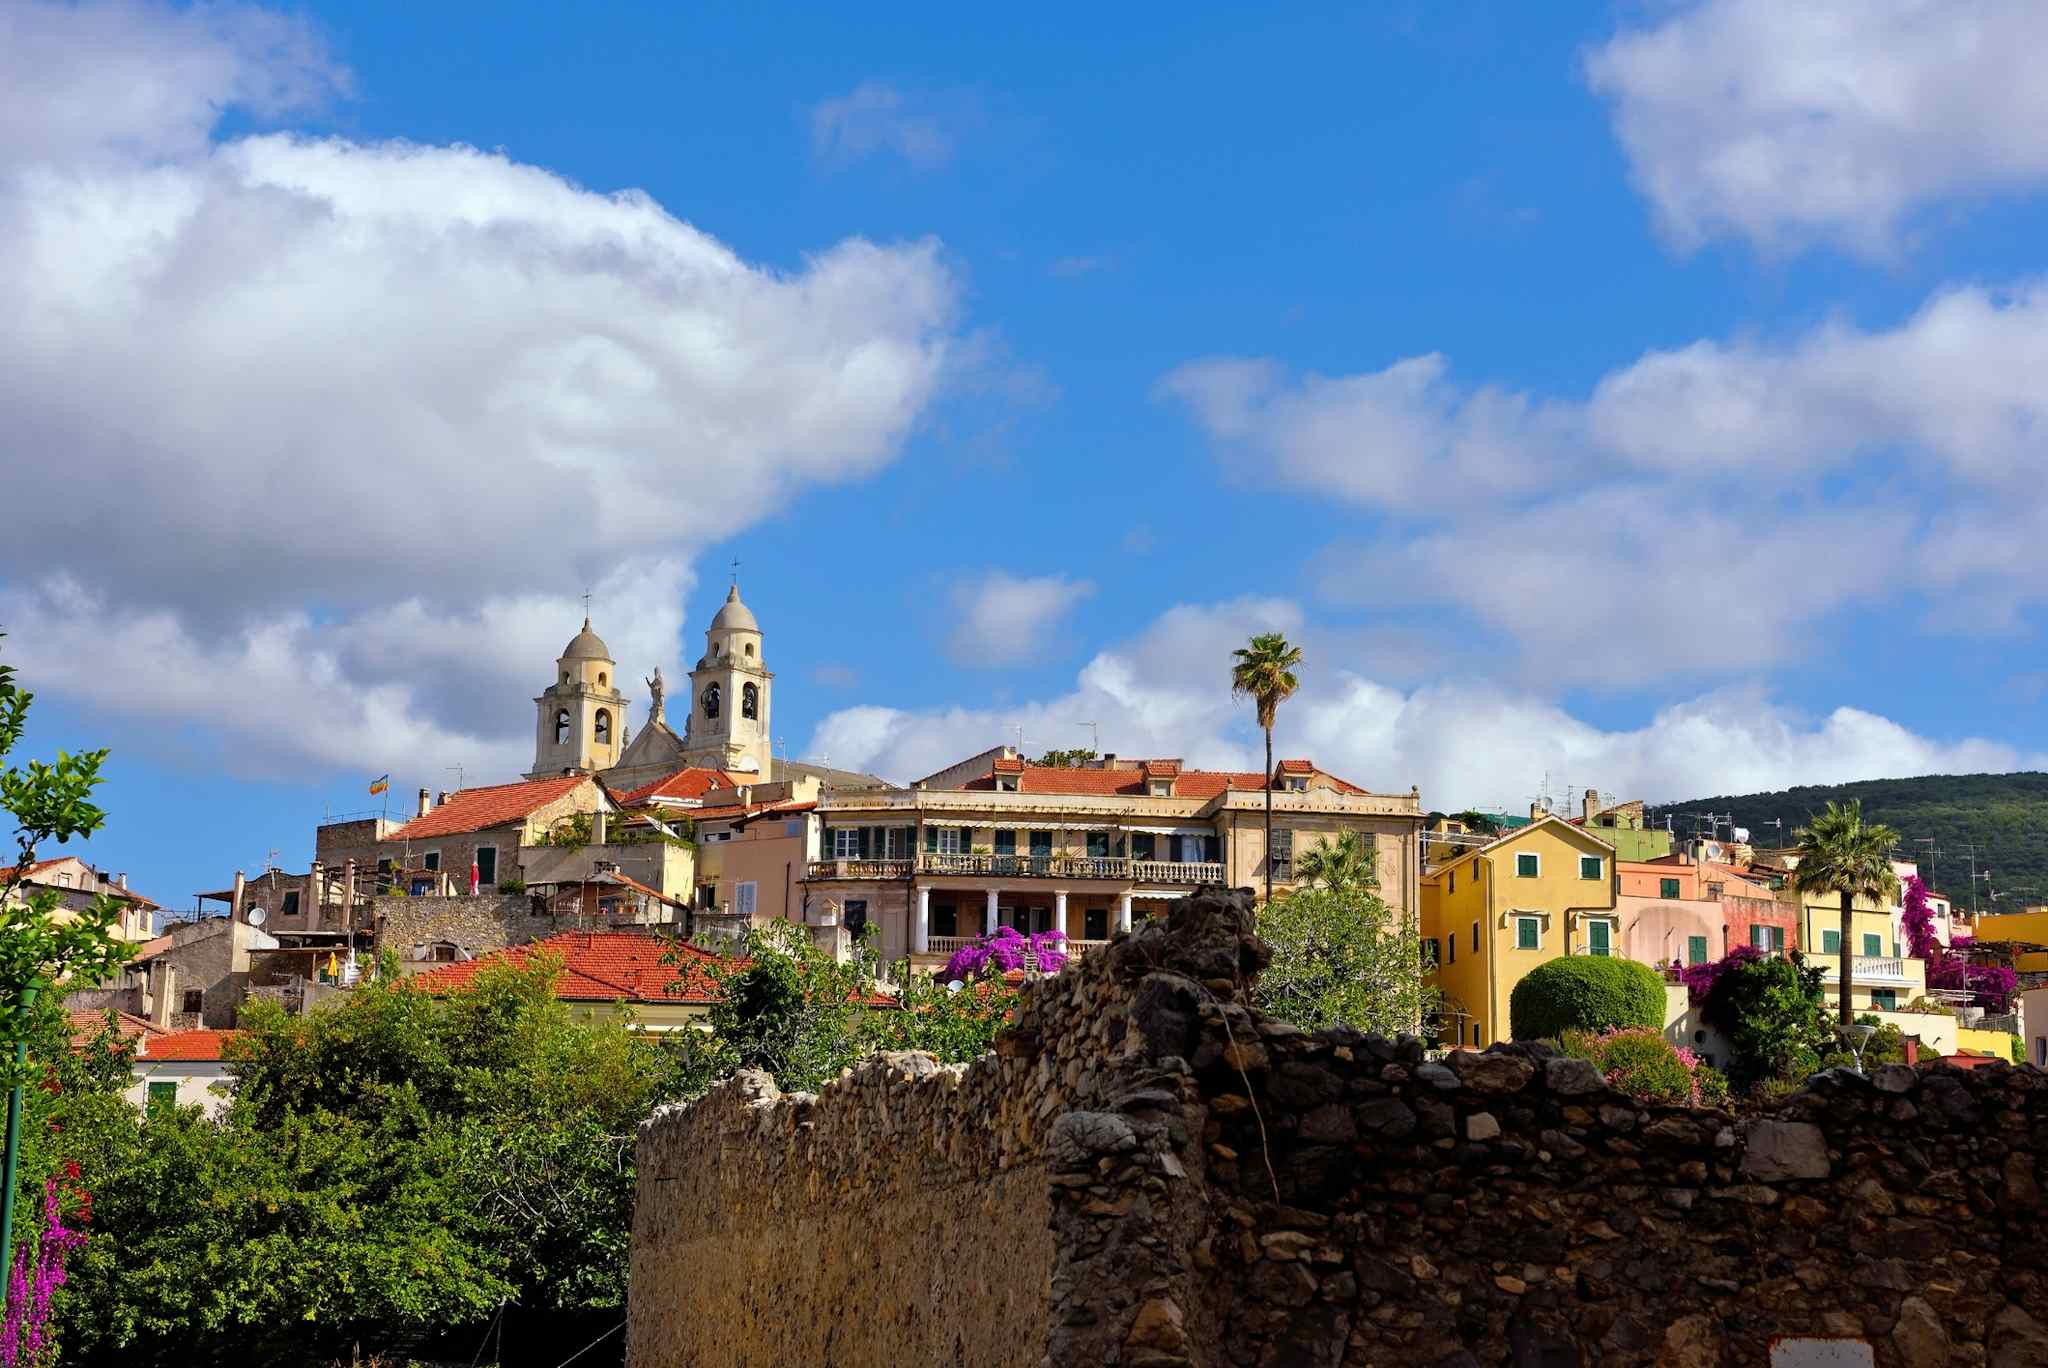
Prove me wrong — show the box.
[801,748,1423,969]
[2,855,158,943]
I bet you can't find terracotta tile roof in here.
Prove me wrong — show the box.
[408,930,730,1005]
[406,929,896,1008]
[1277,759,1313,774]
[140,1029,237,1062]
[69,1009,166,1049]
[387,776,591,840]
[617,766,748,807]
[687,799,817,823]
[991,756,1024,774]
[132,933,173,960]
[0,859,159,908]
[957,760,1369,799]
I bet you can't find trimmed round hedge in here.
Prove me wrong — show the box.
[1509,956,1665,1041]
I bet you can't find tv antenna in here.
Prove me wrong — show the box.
[447,764,467,793]
[1074,721,1100,753]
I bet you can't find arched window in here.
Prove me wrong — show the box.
[594,709,612,744]
[598,671,608,686]
[742,682,759,719]
[745,642,755,658]
[555,709,570,744]
[701,683,721,719]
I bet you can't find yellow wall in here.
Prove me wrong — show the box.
[1956,1027,2019,1061]
[1975,911,2048,973]
[1422,819,1617,1047]
[1789,890,1898,960]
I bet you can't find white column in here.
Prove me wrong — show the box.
[914,886,930,954]
[986,886,1001,935]
[1118,893,1133,933]
[1055,889,1069,939]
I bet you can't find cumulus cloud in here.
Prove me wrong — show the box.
[812,599,2042,801]
[0,0,961,777]
[809,81,955,170]
[944,571,1097,668]
[1163,281,2048,682]
[1585,0,2048,257]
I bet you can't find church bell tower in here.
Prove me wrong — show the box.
[681,583,773,775]
[529,618,629,778]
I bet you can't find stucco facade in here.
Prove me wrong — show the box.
[1421,816,1619,1047]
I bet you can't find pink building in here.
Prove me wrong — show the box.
[1616,857,1794,967]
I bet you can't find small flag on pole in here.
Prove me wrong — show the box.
[368,774,390,796]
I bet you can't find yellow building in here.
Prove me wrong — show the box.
[1775,879,1924,1012]
[1973,908,2048,974]
[1420,816,1618,1048]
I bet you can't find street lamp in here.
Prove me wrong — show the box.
[1837,1021,1877,1074]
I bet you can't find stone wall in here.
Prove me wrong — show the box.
[370,893,560,961]
[628,888,2048,1367]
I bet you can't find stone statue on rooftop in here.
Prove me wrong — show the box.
[646,666,665,722]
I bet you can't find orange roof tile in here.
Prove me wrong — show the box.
[408,930,731,1004]
[991,756,1024,774]
[1277,759,1313,774]
[686,799,816,823]
[387,776,591,840]
[69,1009,166,1049]
[617,766,748,807]
[132,933,173,960]
[141,1029,237,1062]
[0,858,159,908]
[958,760,1370,799]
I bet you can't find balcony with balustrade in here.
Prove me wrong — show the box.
[805,852,1226,885]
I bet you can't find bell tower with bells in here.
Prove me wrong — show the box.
[681,569,773,775]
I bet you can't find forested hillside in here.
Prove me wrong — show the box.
[1657,772,2048,909]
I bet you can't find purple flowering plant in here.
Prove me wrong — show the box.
[940,926,1068,983]
[1,1174,86,1368]
[1902,878,2018,1011]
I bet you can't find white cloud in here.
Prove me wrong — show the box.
[809,81,954,171]
[1163,281,2048,683]
[944,572,1096,668]
[812,599,2043,803]
[1585,0,2048,257]
[0,0,962,779]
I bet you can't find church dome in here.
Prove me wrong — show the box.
[560,618,613,661]
[709,584,759,633]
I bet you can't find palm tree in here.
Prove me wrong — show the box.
[1230,632,1302,903]
[1295,830,1377,894]
[1790,800,1902,1027]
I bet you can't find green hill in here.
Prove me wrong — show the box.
[1654,772,2048,911]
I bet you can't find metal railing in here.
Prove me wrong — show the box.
[807,858,916,880]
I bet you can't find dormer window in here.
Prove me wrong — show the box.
[1148,780,1172,798]
[1285,776,1308,793]
[997,776,1019,792]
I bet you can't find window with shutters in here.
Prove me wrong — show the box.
[1029,830,1053,858]
[1821,929,1842,954]
[833,829,860,859]
[1579,855,1603,880]
[1515,852,1540,878]
[1586,920,1613,956]
[1862,933,1882,957]
[1687,935,1708,965]
[1515,917,1540,950]
[935,828,963,855]
[735,881,757,916]
[1269,830,1294,880]
[148,1081,177,1111]
[994,830,1016,857]
[1086,832,1110,859]
[1660,878,1681,899]
[475,846,498,888]
[1132,833,1156,862]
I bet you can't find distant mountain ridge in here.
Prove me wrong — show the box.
[1655,772,2048,910]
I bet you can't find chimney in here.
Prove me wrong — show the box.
[1582,788,1601,821]
[116,871,128,891]
[592,809,609,845]
[417,788,431,818]
[149,963,177,1029]
[231,869,246,923]
[1529,801,1549,821]
[435,790,449,808]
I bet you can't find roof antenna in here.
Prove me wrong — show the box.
[1075,721,1099,752]
[447,763,466,793]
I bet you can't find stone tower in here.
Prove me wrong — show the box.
[681,583,773,775]
[528,618,629,778]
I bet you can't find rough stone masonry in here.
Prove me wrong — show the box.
[628,887,2048,1366]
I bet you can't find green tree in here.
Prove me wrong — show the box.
[1698,951,1833,1090]
[0,633,138,1315]
[1031,748,1097,769]
[1790,799,1901,1027]
[863,972,1017,1063]
[1230,631,1302,903]
[1508,957,1665,1040]
[691,921,875,1093]
[1294,830,1375,893]
[1254,874,1435,1036]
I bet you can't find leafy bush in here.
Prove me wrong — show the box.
[1255,881,1437,1035]
[1679,944,1764,1003]
[1699,952,1833,1091]
[1820,1015,1907,1071]
[939,926,1067,982]
[1695,1065,1731,1108]
[1560,1027,1695,1104]
[1508,956,1664,1040]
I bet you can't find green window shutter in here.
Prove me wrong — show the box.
[1516,918,1538,950]
[1516,853,1539,878]
[856,827,871,858]
[1821,929,1841,954]
[1660,878,1680,899]
[1687,935,1708,965]
[1863,933,1882,957]
[1588,921,1611,955]
[925,827,938,853]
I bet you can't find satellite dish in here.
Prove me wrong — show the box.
[246,905,268,926]
[1701,841,1725,862]
[1732,827,1751,843]
[945,979,965,995]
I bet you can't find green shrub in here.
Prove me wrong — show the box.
[1509,956,1665,1040]
[1597,1029,1692,1103]
[1695,1065,1731,1108]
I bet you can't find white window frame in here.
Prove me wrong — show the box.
[735,881,758,917]
[1514,915,1541,951]
[1515,851,1541,878]
[935,827,964,855]
[832,829,861,859]
[1578,854,1604,881]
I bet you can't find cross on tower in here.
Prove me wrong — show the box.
[729,557,740,585]
[580,587,592,621]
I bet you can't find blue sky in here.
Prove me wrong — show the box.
[2,0,2043,915]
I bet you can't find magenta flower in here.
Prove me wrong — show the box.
[1,1177,86,1367]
